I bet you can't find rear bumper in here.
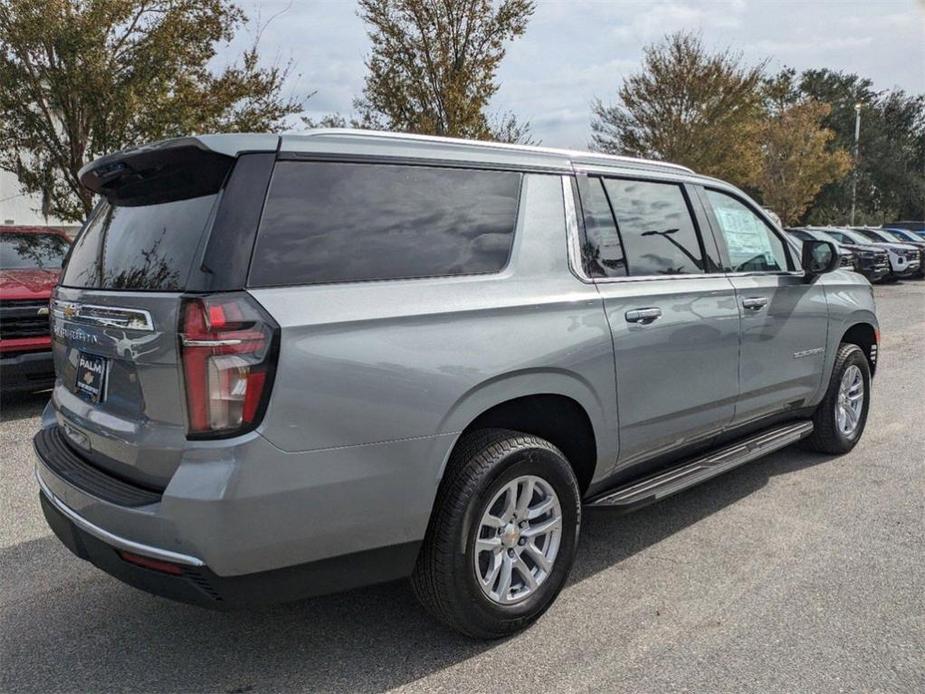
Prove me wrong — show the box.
[38,485,419,608]
[33,420,450,604]
[0,349,54,393]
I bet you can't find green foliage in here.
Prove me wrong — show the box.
[590,32,766,187]
[0,0,302,222]
[350,0,536,144]
[799,69,925,223]
[753,69,852,225]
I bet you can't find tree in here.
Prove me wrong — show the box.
[752,70,852,225]
[590,32,766,187]
[350,0,536,144]
[799,69,925,223]
[0,0,302,223]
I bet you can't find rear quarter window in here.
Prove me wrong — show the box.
[61,195,218,290]
[249,162,522,287]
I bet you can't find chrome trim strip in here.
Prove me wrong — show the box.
[35,466,204,567]
[52,300,155,332]
[559,175,806,285]
[180,337,243,347]
[561,175,592,283]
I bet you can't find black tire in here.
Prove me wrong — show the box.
[412,428,581,639]
[802,343,871,454]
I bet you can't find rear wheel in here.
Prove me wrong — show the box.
[803,343,871,454]
[412,429,581,639]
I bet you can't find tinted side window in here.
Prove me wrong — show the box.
[61,195,218,290]
[602,179,704,276]
[705,190,788,273]
[577,176,626,278]
[250,162,521,287]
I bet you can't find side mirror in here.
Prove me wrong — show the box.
[801,239,839,279]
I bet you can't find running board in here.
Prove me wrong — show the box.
[586,420,814,511]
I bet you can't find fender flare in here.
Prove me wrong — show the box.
[434,367,616,480]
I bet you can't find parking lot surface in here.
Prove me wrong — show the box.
[1,282,923,693]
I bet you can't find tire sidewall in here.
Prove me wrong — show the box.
[455,445,580,627]
[829,346,871,448]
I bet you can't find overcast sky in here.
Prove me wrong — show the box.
[222,0,921,148]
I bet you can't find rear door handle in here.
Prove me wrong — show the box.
[742,297,768,311]
[625,307,662,324]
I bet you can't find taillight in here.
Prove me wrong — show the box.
[179,293,278,439]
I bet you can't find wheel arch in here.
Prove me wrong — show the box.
[839,319,879,376]
[436,370,614,495]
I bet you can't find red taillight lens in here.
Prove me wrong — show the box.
[180,293,278,438]
[119,551,183,575]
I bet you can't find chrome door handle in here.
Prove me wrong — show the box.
[742,297,768,310]
[625,307,662,324]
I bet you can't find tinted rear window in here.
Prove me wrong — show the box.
[0,233,70,270]
[61,195,218,290]
[249,162,521,287]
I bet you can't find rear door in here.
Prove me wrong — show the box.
[575,174,740,471]
[698,187,829,425]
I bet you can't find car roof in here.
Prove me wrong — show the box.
[169,129,695,179]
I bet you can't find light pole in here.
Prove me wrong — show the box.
[850,102,861,226]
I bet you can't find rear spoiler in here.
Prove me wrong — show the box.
[78,136,278,206]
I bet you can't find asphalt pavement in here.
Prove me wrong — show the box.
[1,281,923,693]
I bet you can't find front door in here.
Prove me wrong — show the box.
[699,188,829,424]
[575,175,740,471]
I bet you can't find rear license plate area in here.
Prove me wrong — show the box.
[74,352,108,403]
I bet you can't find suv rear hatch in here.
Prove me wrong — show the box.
[50,138,278,491]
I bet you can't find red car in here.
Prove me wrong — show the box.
[0,226,72,393]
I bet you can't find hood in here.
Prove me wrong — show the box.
[839,242,887,254]
[0,268,60,300]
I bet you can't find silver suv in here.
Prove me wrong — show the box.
[35,130,879,638]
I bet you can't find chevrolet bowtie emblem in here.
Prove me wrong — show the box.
[62,304,77,320]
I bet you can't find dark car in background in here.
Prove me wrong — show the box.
[0,227,71,393]
[787,227,890,283]
[824,227,920,281]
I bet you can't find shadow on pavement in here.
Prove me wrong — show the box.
[0,390,50,423]
[0,444,837,693]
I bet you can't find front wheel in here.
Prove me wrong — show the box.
[412,429,581,639]
[803,343,871,454]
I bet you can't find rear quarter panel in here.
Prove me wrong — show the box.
[248,173,616,484]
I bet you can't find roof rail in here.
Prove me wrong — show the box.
[296,128,696,174]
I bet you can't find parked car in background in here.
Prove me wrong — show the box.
[878,227,925,276]
[825,227,920,280]
[786,228,855,268]
[850,227,924,278]
[0,227,71,393]
[885,221,925,239]
[787,228,889,283]
[34,131,879,639]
